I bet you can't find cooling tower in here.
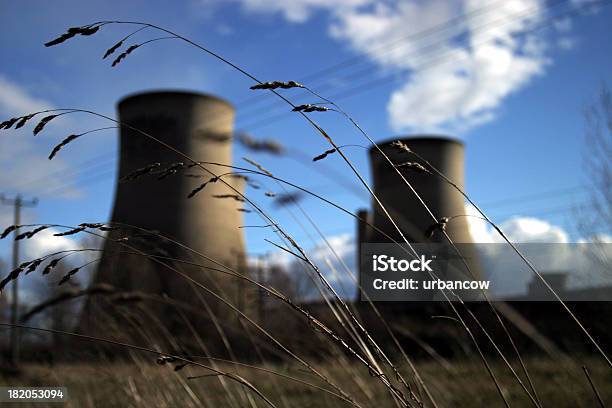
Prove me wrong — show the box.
[79,91,249,342]
[358,136,483,300]
[366,137,472,243]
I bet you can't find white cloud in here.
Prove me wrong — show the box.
[466,203,495,243]
[0,74,80,199]
[466,204,569,243]
[228,0,590,134]
[236,0,370,23]
[340,0,548,133]
[498,216,569,243]
[21,227,81,260]
[0,76,51,116]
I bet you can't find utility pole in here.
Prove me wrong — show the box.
[0,194,38,369]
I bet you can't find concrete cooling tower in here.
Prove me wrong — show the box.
[358,136,483,300]
[79,91,249,342]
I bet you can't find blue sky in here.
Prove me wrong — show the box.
[0,0,611,272]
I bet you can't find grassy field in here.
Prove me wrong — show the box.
[1,357,610,407]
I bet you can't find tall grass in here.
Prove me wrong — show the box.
[0,20,610,408]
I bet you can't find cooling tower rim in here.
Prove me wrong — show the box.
[118,90,234,110]
[372,135,464,152]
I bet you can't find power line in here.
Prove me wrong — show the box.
[16,151,116,191]
[10,1,604,204]
[489,202,593,219]
[238,0,606,132]
[36,167,116,198]
[480,185,588,209]
[12,0,524,193]
[207,0,536,124]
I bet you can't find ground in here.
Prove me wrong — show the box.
[1,357,610,407]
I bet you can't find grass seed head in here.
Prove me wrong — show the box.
[425,217,450,239]
[44,32,77,47]
[112,44,140,67]
[42,258,61,275]
[26,226,49,239]
[313,148,337,162]
[49,134,80,159]
[391,140,412,153]
[237,132,285,155]
[0,117,19,130]
[243,157,273,177]
[79,26,100,36]
[1,225,21,239]
[213,194,245,202]
[187,176,219,198]
[0,261,33,292]
[45,25,101,47]
[15,231,31,241]
[187,182,209,199]
[15,114,37,130]
[121,163,161,181]
[25,258,44,275]
[103,40,123,59]
[292,104,329,113]
[79,222,104,229]
[273,192,303,207]
[396,161,429,174]
[58,267,80,286]
[33,114,59,135]
[54,226,86,237]
[250,80,304,90]
[156,162,185,180]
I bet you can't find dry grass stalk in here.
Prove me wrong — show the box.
[8,19,608,408]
